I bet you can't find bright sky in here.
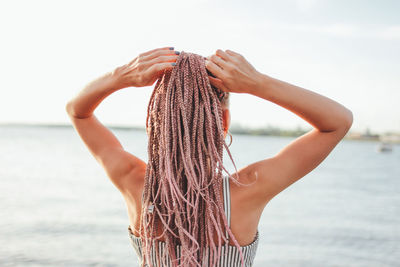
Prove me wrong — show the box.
[1,0,399,134]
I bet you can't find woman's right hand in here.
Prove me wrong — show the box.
[205,49,264,94]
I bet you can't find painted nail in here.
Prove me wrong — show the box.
[171,62,176,66]
[175,51,180,55]
[169,47,174,50]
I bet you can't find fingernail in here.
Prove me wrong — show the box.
[169,47,174,50]
[171,62,176,66]
[175,51,180,55]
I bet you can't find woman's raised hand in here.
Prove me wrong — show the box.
[205,49,263,94]
[113,47,179,88]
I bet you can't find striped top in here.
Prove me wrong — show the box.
[128,175,259,266]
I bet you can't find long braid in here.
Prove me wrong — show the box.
[140,51,251,267]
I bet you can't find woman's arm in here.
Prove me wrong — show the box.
[66,71,121,119]
[66,47,179,193]
[206,49,353,132]
[206,49,353,207]
[250,74,353,133]
[66,72,142,193]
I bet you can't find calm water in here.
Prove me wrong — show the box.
[0,125,399,267]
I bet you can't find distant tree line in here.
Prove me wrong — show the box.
[229,123,310,137]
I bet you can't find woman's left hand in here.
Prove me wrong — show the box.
[112,47,179,89]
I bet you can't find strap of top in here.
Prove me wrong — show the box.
[223,175,231,241]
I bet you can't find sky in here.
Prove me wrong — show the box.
[0,0,399,134]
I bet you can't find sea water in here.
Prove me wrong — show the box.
[0,125,399,266]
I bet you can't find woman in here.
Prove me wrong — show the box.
[66,47,353,267]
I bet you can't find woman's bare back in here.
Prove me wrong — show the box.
[124,169,263,247]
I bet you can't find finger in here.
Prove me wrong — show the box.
[145,55,179,67]
[209,76,229,92]
[225,49,242,59]
[147,62,175,75]
[210,54,232,70]
[215,49,233,62]
[140,47,174,57]
[205,59,224,79]
[142,49,179,62]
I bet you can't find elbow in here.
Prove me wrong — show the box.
[338,108,353,136]
[344,109,353,130]
[65,100,91,119]
[65,100,82,118]
[65,100,75,117]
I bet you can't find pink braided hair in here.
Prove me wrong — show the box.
[139,51,251,267]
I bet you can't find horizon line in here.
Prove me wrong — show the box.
[0,122,396,135]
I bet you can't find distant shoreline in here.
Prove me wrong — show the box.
[1,123,399,143]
